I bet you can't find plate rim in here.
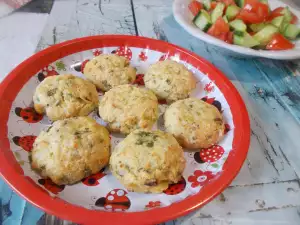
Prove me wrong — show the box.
[173,0,300,60]
[0,35,250,225]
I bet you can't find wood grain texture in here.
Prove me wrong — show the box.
[1,0,300,224]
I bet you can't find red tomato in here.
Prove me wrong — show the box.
[272,7,284,15]
[267,7,284,21]
[256,2,269,20]
[189,1,203,16]
[226,32,234,44]
[217,33,228,42]
[266,33,295,50]
[210,1,218,11]
[207,17,231,42]
[237,0,269,23]
[237,9,265,24]
[291,14,298,24]
[220,0,236,6]
[207,17,230,36]
[268,7,298,24]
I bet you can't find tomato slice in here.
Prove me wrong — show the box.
[256,2,269,20]
[220,0,236,6]
[266,33,295,50]
[226,32,234,44]
[236,9,265,24]
[237,0,269,24]
[189,0,203,16]
[207,17,230,36]
[210,1,218,11]
[268,7,298,24]
[207,17,231,42]
[291,14,298,24]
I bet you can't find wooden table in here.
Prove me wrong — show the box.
[1,0,300,224]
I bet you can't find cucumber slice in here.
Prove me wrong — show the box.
[260,0,268,4]
[229,19,247,33]
[279,22,289,34]
[284,24,300,40]
[249,23,267,32]
[233,32,260,48]
[226,5,240,21]
[271,16,284,28]
[282,7,292,23]
[211,3,225,23]
[203,0,211,11]
[253,24,278,45]
[223,15,229,23]
[235,0,245,8]
[193,10,212,32]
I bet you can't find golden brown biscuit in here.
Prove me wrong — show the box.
[144,60,196,102]
[98,85,158,134]
[30,117,110,185]
[83,54,136,91]
[33,74,98,121]
[110,129,186,193]
[164,98,224,149]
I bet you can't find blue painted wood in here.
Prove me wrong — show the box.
[0,179,44,225]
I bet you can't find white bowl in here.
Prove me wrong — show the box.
[173,0,300,60]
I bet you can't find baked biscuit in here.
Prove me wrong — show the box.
[144,60,196,102]
[110,129,186,193]
[33,74,98,121]
[98,85,158,134]
[30,117,110,185]
[164,98,224,149]
[83,54,136,91]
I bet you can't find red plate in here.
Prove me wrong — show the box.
[0,35,250,225]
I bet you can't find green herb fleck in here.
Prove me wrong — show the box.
[102,80,112,90]
[55,61,66,71]
[40,165,46,170]
[135,131,158,147]
[47,88,57,96]
[166,79,171,84]
[211,163,219,168]
[28,154,32,163]
[146,142,154,147]
[14,152,21,160]
[46,126,53,132]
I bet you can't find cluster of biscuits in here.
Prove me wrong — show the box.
[30,54,224,193]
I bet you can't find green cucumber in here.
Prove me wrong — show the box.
[225,5,240,21]
[223,15,229,23]
[282,7,292,23]
[211,3,225,23]
[284,24,300,40]
[249,23,267,32]
[193,10,212,32]
[279,22,289,33]
[271,16,284,28]
[259,0,268,4]
[203,0,211,11]
[253,24,278,45]
[233,32,260,48]
[235,0,245,8]
[229,19,247,33]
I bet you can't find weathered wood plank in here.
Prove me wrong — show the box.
[0,12,48,80]
[175,180,300,224]
[37,0,136,51]
[177,207,300,225]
